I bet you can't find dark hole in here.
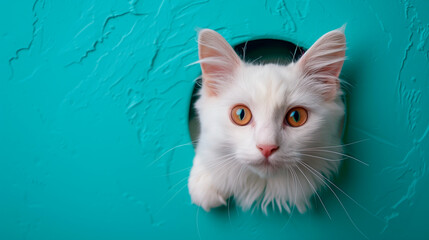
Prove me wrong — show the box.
[188,39,305,144]
[234,39,305,65]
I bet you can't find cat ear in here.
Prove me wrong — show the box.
[297,28,346,101]
[198,29,243,96]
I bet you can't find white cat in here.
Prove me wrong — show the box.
[188,28,346,214]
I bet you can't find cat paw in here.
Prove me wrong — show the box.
[188,167,227,211]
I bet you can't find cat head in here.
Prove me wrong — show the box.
[195,29,346,178]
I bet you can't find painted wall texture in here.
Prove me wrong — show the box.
[1,0,428,239]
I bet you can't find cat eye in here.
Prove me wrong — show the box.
[285,107,308,127]
[231,105,252,126]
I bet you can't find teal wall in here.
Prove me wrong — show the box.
[1,0,428,239]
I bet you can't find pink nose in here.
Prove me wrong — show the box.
[257,144,279,158]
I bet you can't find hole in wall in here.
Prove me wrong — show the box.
[188,39,305,146]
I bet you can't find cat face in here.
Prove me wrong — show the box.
[196,62,344,178]
[195,29,345,178]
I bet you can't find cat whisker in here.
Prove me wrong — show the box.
[192,75,202,86]
[202,162,234,175]
[300,153,346,162]
[250,56,262,64]
[290,165,306,203]
[162,176,189,198]
[202,156,236,167]
[236,165,248,187]
[196,207,201,240]
[156,182,188,216]
[159,166,193,177]
[214,144,238,151]
[292,43,299,62]
[199,156,237,175]
[339,78,353,92]
[227,198,232,226]
[290,167,299,208]
[301,139,368,150]
[201,153,236,168]
[280,167,298,231]
[242,40,248,61]
[303,149,369,166]
[298,161,369,239]
[300,161,378,220]
[295,166,331,219]
[149,141,198,167]
[234,165,243,185]
[208,161,238,176]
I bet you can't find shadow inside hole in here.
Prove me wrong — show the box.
[188,39,305,145]
[235,39,305,65]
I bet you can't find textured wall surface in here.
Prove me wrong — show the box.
[1,0,428,239]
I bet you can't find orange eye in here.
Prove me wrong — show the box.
[285,107,308,127]
[231,105,252,126]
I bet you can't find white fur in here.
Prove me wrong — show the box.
[189,29,346,214]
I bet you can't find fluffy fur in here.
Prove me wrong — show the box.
[188,28,346,214]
